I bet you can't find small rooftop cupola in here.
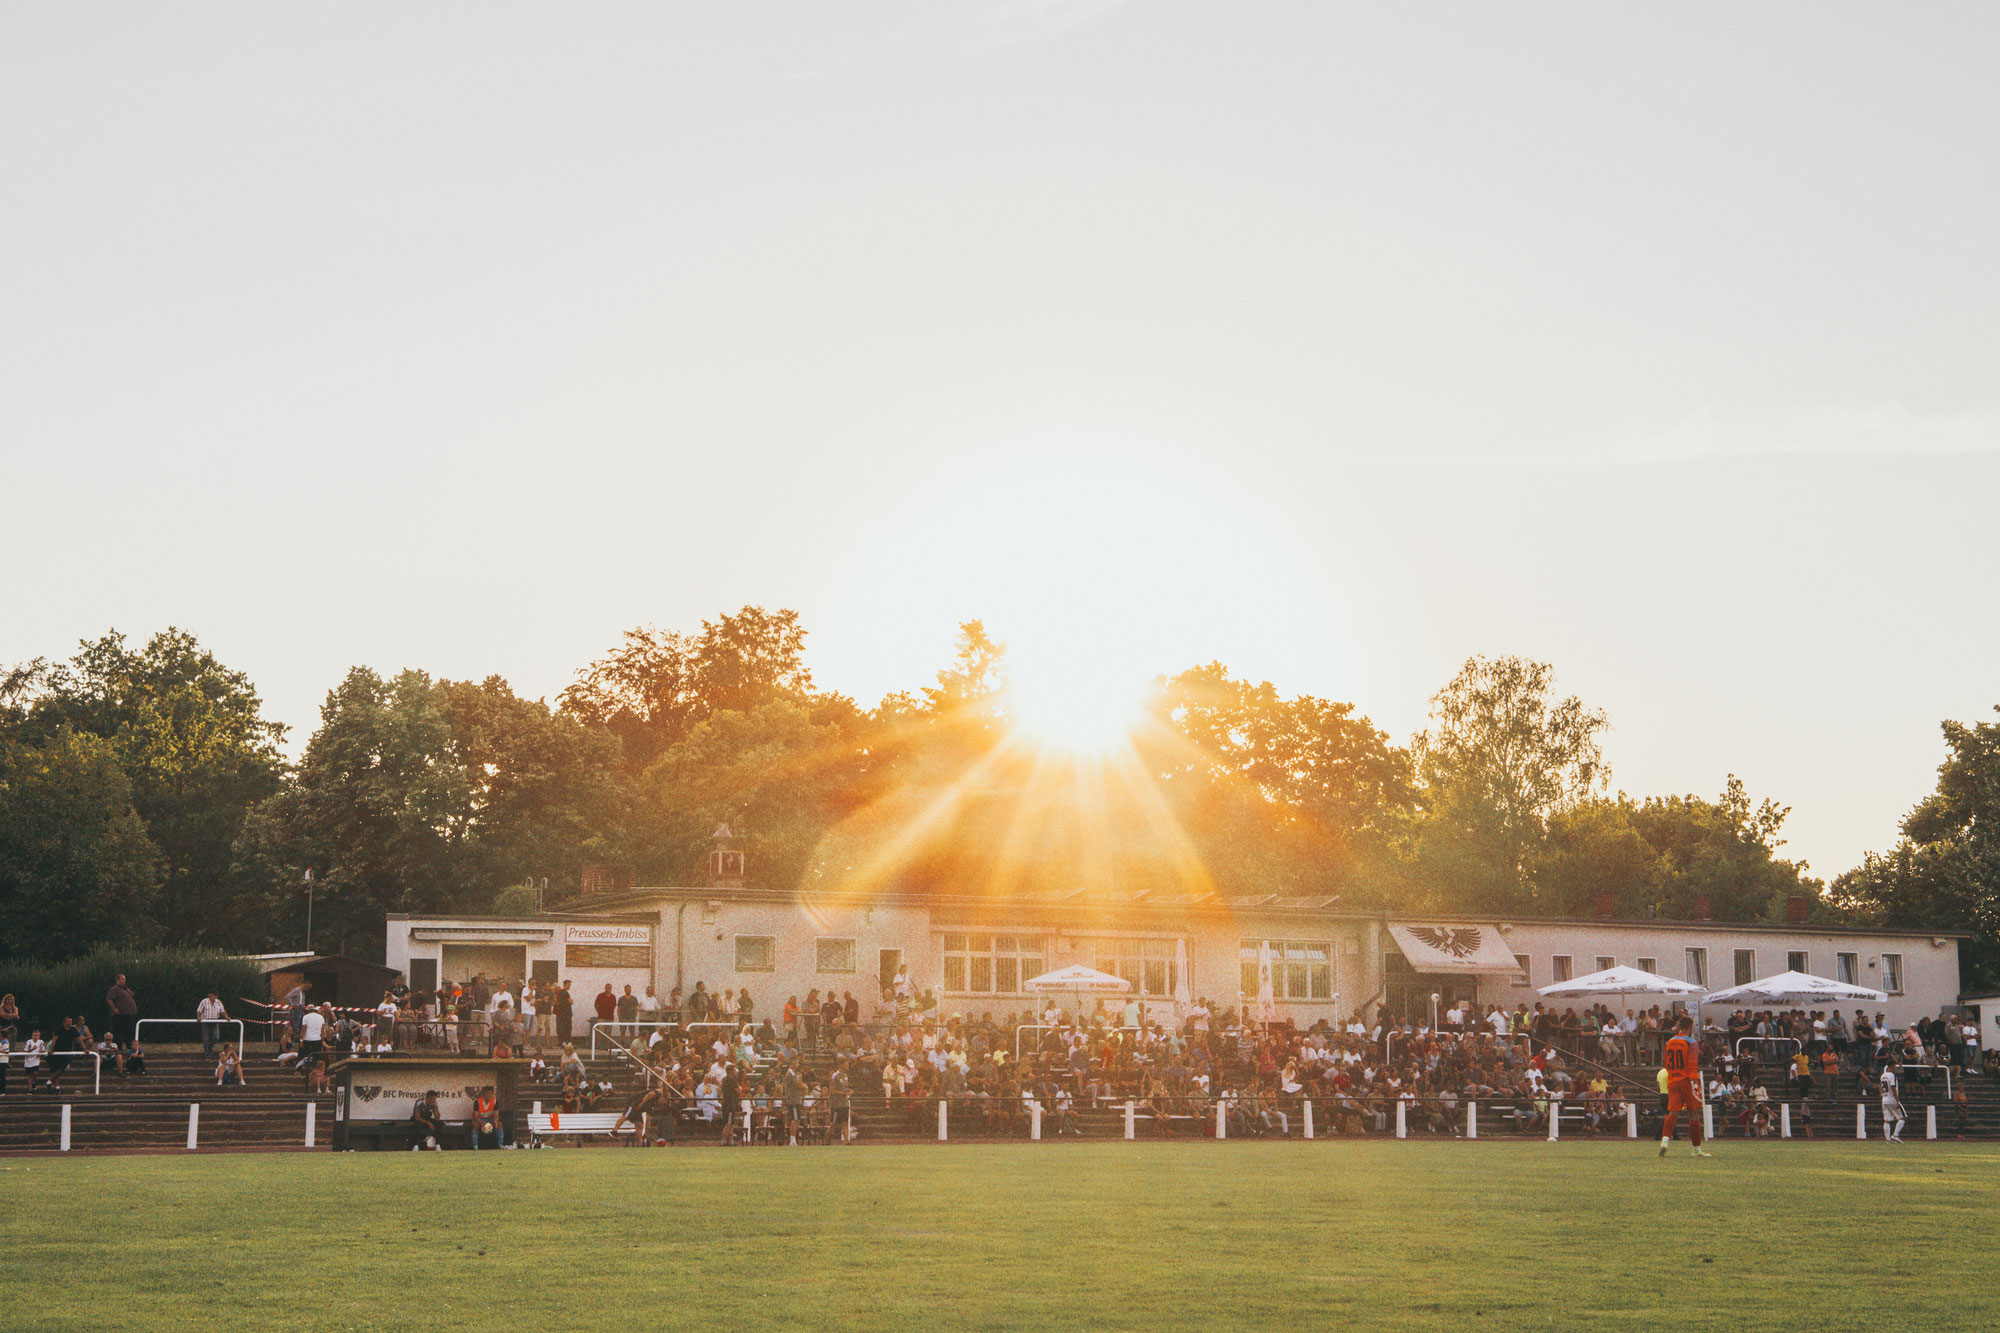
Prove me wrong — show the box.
[709,823,745,889]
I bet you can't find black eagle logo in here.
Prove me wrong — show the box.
[1410,927,1482,959]
[353,1084,381,1104]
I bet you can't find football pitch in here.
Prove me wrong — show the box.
[5,1140,1994,1332]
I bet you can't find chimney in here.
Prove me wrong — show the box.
[1691,893,1712,922]
[579,863,633,898]
[1592,892,1616,921]
[1786,894,1812,925]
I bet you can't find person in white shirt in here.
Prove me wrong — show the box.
[637,986,662,1029]
[23,1032,46,1093]
[298,1006,327,1073]
[489,987,516,1019]
[195,991,230,1058]
[376,995,398,1052]
[1880,1066,1906,1142]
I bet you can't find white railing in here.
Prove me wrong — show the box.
[136,1017,247,1053]
[589,1020,690,1060]
[33,1050,104,1095]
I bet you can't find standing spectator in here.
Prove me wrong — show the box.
[843,990,860,1028]
[519,983,539,1042]
[23,1030,46,1093]
[638,985,662,1036]
[196,990,230,1058]
[298,1003,328,1074]
[555,981,574,1042]
[0,1037,8,1095]
[285,981,311,1040]
[594,984,618,1039]
[0,992,19,1044]
[616,985,639,1038]
[106,973,139,1053]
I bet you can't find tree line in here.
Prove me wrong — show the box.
[2,612,1992,988]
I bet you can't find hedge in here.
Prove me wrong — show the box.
[0,946,267,1040]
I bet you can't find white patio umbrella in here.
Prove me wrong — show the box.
[1699,970,1886,1008]
[1172,939,1192,1025]
[1255,940,1277,1026]
[1024,964,1130,1023]
[1539,965,1708,1001]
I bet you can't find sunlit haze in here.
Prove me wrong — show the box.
[4,4,1999,879]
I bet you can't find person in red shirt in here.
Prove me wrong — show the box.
[1659,1013,1713,1158]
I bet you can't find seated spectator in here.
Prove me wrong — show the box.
[216,1044,246,1086]
[410,1091,446,1150]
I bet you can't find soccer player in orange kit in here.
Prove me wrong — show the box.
[1660,1013,1713,1158]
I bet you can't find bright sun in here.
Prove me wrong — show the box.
[1002,649,1151,758]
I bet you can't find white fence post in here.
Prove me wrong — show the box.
[1466,1102,1477,1139]
[1216,1101,1227,1140]
[1124,1100,1135,1140]
[1031,1102,1042,1141]
[60,1104,71,1152]
[1926,1105,1937,1140]
[1303,1100,1314,1140]
[187,1103,200,1150]
[937,1099,948,1142]
[305,1102,317,1148]
[1395,1100,1406,1139]
[1701,1104,1714,1143]
[1780,1103,1791,1139]
[1625,1102,1638,1139]
[1856,1103,1866,1140]
[532,1101,542,1115]
[1548,1098,1560,1141]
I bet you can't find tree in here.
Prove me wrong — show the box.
[1833,707,2000,989]
[0,729,163,959]
[561,607,817,771]
[1536,778,1817,922]
[9,629,286,943]
[1407,656,1610,911]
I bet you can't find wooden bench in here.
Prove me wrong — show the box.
[526,1112,634,1144]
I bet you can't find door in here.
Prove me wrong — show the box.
[880,949,903,993]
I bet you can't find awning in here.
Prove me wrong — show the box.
[1387,923,1522,975]
[407,926,554,944]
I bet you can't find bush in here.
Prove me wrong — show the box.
[0,946,266,1038]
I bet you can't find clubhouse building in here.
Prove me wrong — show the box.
[385,834,1965,1029]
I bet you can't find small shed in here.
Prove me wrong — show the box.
[245,953,402,1008]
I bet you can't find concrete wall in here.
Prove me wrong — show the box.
[1477,920,1961,1025]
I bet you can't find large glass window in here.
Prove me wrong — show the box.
[1087,938,1182,998]
[1787,950,1808,973]
[816,938,855,974]
[1238,940,1331,1000]
[1882,953,1903,994]
[1734,949,1755,986]
[1837,952,1858,985]
[735,936,774,972]
[1552,955,1573,983]
[1684,948,1707,987]
[942,932,1044,996]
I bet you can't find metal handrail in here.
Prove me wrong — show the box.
[136,1017,247,1053]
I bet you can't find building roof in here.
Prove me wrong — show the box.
[553,884,1965,940]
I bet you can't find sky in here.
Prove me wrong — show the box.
[3,3,1997,880]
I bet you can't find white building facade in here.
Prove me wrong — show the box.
[384,888,1965,1029]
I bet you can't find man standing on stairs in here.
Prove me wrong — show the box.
[197,991,229,1058]
[106,974,139,1056]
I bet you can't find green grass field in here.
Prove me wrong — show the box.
[5,1140,1995,1331]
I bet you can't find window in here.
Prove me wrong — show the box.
[1595,956,1615,972]
[1882,953,1903,995]
[1514,954,1532,986]
[941,933,1044,995]
[1734,949,1756,986]
[734,936,775,972]
[1684,948,1707,987]
[1788,950,1808,973]
[816,938,855,974]
[1088,938,1184,998]
[1552,955,1573,984]
[1238,940,1331,1000]
[1637,957,1657,975]
[1837,952,1858,986]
